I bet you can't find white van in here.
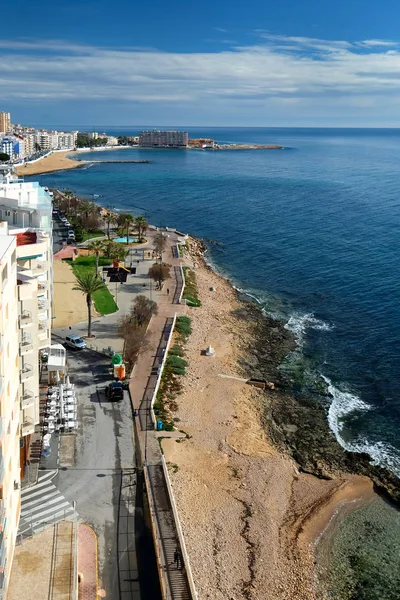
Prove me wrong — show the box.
[65,334,86,350]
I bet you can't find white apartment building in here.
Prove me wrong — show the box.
[35,130,77,152]
[0,168,53,599]
[0,234,23,597]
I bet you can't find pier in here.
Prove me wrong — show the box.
[85,159,151,164]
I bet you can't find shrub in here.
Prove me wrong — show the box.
[169,344,185,357]
[175,316,192,338]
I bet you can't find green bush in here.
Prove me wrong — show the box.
[167,355,188,369]
[172,367,186,376]
[182,267,201,307]
[175,316,192,337]
[184,296,201,307]
[74,227,84,243]
[169,344,185,357]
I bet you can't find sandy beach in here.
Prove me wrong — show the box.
[162,242,378,600]
[52,260,90,328]
[15,151,81,176]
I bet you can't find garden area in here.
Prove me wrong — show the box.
[182,267,201,306]
[63,256,118,315]
[154,316,192,430]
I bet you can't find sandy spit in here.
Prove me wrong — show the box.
[15,151,82,176]
[162,241,376,600]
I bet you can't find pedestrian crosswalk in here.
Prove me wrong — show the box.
[18,470,78,537]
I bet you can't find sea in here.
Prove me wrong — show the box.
[33,127,400,598]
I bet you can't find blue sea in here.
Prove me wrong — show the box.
[37,127,400,479]
[35,127,400,598]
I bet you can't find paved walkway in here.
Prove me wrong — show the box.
[129,237,194,600]
[78,525,98,600]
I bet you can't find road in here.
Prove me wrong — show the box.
[55,347,161,600]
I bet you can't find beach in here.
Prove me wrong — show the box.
[15,151,81,176]
[161,241,378,600]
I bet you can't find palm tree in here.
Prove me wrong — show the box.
[102,212,117,239]
[122,214,135,245]
[73,271,106,337]
[80,200,95,228]
[88,239,104,277]
[135,216,148,242]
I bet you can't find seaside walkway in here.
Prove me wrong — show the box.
[130,238,194,600]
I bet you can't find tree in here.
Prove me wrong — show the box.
[0,153,10,162]
[80,201,96,229]
[135,216,148,242]
[131,295,158,326]
[72,271,106,337]
[88,239,104,277]
[122,214,135,245]
[109,243,128,263]
[148,262,171,290]
[154,232,167,261]
[34,142,41,153]
[118,317,149,373]
[102,212,117,239]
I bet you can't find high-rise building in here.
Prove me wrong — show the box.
[0,113,11,135]
[0,233,22,595]
[138,130,188,148]
[0,168,53,598]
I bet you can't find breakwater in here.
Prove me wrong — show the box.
[85,159,151,164]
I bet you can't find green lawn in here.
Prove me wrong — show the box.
[82,230,105,242]
[64,256,118,315]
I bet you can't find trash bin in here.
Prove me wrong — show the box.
[157,420,163,431]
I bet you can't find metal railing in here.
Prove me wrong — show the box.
[21,391,35,410]
[19,311,32,326]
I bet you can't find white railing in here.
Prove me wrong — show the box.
[161,456,198,599]
[150,314,176,427]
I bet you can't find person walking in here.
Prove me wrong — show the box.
[167,288,170,296]
[173,547,180,569]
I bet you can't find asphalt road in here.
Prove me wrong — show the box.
[52,213,71,253]
[55,347,161,600]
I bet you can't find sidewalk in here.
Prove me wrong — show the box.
[78,524,98,600]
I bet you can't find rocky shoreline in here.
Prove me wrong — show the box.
[195,236,400,505]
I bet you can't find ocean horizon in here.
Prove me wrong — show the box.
[33,127,400,478]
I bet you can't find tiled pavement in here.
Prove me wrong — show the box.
[78,524,98,600]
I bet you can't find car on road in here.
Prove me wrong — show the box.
[65,334,86,350]
[67,229,75,237]
[105,381,124,401]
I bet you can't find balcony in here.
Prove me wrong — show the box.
[20,335,33,356]
[37,298,48,311]
[38,321,48,332]
[19,311,32,327]
[37,281,47,293]
[21,417,35,436]
[33,261,48,275]
[20,363,34,382]
[20,390,35,410]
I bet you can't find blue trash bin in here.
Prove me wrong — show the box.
[157,420,163,431]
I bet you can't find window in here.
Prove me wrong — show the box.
[1,265,8,284]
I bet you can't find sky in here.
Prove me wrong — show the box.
[2,0,400,128]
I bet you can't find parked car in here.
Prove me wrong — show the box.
[65,334,86,350]
[67,229,75,237]
[105,381,124,401]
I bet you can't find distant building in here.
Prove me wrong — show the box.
[138,130,188,148]
[0,112,11,134]
[0,136,26,160]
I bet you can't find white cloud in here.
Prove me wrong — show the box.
[2,34,400,124]
[359,39,398,47]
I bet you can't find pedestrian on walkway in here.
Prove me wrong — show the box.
[174,547,180,569]
[167,288,169,296]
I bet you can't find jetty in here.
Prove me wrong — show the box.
[84,159,151,164]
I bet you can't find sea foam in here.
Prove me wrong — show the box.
[285,312,333,345]
[323,375,400,477]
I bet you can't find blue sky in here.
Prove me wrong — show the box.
[2,0,400,128]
